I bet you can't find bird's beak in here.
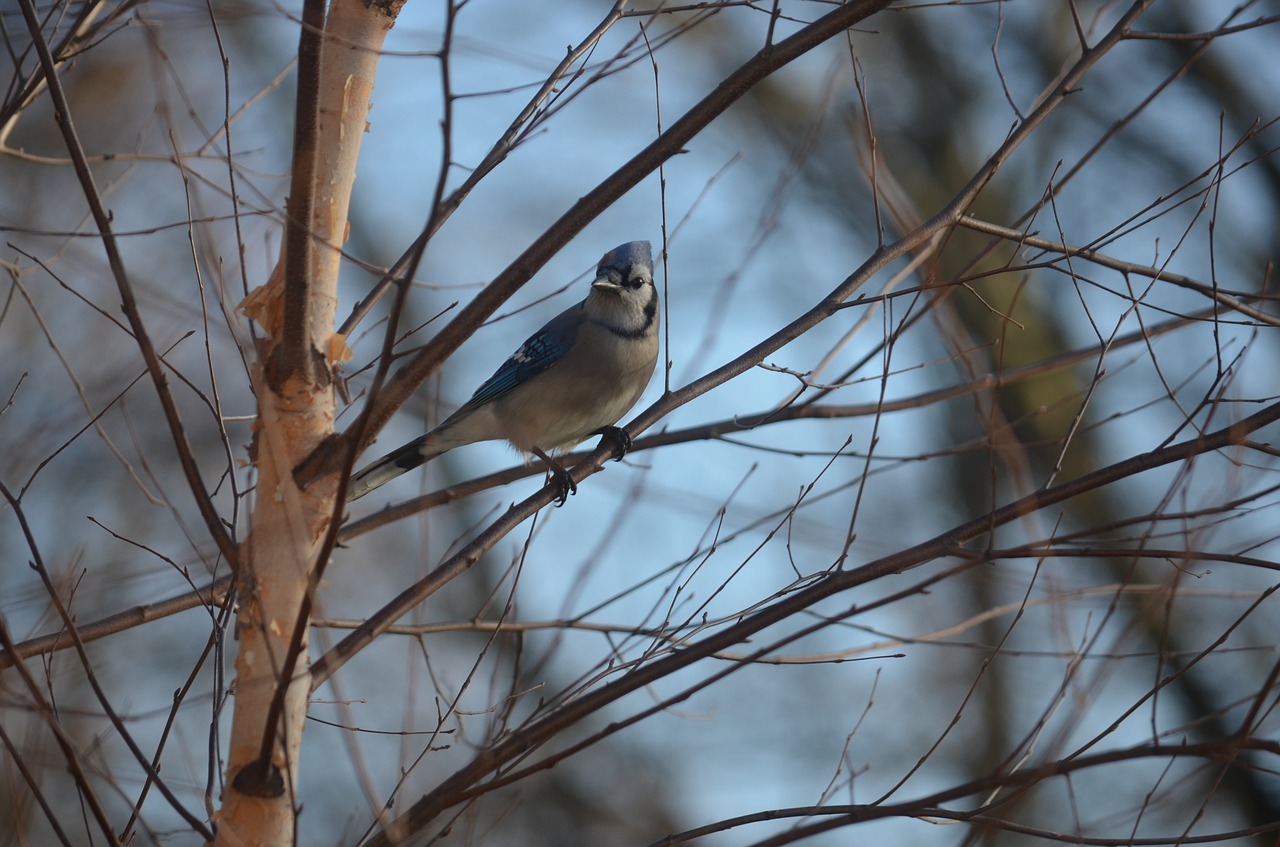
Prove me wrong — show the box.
[591,277,622,293]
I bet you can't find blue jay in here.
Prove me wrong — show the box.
[348,240,659,502]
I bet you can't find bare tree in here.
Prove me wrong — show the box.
[2,1,1279,845]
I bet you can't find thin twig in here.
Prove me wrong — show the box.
[14,0,238,569]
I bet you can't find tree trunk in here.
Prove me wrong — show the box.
[212,2,400,843]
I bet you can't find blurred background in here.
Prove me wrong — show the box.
[2,1,1279,844]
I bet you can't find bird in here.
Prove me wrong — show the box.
[347,240,659,503]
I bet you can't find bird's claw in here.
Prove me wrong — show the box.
[532,447,576,506]
[592,425,632,462]
[550,468,577,507]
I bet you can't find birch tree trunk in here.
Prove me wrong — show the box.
[213,2,402,843]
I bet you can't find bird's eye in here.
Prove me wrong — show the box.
[626,272,648,289]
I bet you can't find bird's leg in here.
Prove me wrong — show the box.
[590,425,632,462]
[531,447,575,506]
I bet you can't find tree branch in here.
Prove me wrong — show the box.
[270,0,327,386]
[298,0,900,484]
[359,395,1280,843]
[15,0,238,569]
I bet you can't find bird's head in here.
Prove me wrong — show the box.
[585,241,657,334]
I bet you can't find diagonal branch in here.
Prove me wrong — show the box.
[0,613,120,845]
[654,738,1280,847]
[0,0,113,146]
[14,0,238,569]
[298,0,900,484]
[336,0,634,339]
[359,396,1280,841]
[0,483,214,841]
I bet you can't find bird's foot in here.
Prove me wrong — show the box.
[550,471,576,506]
[591,425,632,462]
[532,448,576,506]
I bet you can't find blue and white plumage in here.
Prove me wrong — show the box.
[348,241,659,502]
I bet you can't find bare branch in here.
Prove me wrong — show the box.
[14,0,238,569]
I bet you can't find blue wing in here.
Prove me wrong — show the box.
[453,307,580,416]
